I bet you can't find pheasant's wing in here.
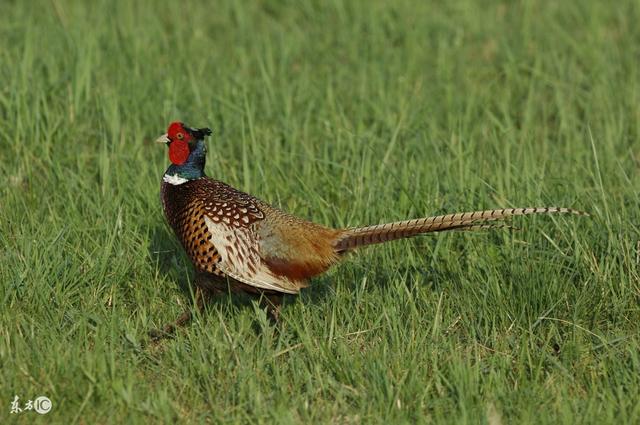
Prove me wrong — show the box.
[203,214,303,294]
[197,178,332,294]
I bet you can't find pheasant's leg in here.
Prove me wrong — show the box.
[260,293,283,323]
[149,286,211,341]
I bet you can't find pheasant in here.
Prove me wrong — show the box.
[151,121,586,338]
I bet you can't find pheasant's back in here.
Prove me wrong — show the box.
[161,177,342,286]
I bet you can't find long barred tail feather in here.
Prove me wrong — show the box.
[333,207,587,253]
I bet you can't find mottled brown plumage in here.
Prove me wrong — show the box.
[161,177,342,295]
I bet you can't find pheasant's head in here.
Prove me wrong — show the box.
[157,122,212,182]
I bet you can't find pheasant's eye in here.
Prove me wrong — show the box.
[176,132,184,140]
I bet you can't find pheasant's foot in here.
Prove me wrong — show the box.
[260,293,283,323]
[149,286,210,342]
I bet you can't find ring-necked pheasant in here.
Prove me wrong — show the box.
[151,121,586,338]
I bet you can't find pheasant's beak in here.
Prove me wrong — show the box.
[155,133,170,144]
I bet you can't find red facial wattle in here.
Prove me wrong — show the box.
[168,140,190,165]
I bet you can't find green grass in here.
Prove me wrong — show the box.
[1,0,639,423]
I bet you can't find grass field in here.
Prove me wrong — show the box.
[1,0,639,423]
